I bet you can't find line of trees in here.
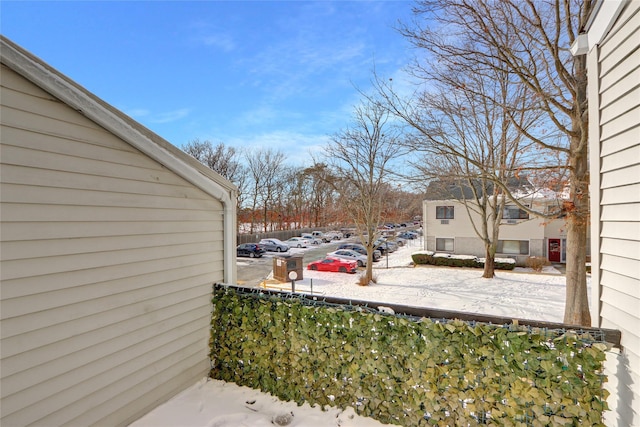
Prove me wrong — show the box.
[182,139,423,235]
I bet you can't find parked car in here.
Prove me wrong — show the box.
[376,239,398,253]
[312,231,331,243]
[365,238,396,255]
[398,231,418,239]
[301,233,323,245]
[284,237,309,248]
[338,243,381,261]
[327,249,367,267]
[307,258,357,273]
[259,238,290,252]
[340,228,356,238]
[380,229,395,237]
[236,243,265,258]
[324,230,343,240]
[387,236,406,247]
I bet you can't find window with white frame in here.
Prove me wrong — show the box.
[436,206,455,219]
[503,205,529,220]
[496,240,529,255]
[436,238,454,252]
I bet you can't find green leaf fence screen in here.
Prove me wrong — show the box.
[210,286,608,426]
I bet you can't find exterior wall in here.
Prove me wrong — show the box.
[585,1,640,425]
[1,65,224,426]
[422,199,560,264]
[543,217,569,238]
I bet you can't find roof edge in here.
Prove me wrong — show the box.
[0,35,237,203]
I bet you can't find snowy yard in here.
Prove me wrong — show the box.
[131,243,583,427]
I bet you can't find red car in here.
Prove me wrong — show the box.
[307,257,357,273]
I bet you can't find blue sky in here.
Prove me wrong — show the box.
[2,1,415,166]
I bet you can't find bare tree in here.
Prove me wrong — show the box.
[244,148,286,233]
[182,139,247,228]
[325,98,406,284]
[302,163,339,228]
[388,0,592,325]
[405,58,541,277]
[183,139,242,181]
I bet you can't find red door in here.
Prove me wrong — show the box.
[548,239,561,262]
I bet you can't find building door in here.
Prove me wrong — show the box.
[548,239,561,262]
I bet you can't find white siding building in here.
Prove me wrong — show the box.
[422,197,570,265]
[1,36,237,426]
[572,1,640,425]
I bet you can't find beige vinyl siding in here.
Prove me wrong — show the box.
[591,2,640,426]
[422,199,559,263]
[1,65,222,425]
[597,0,640,321]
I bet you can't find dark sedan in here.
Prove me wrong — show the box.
[237,243,266,258]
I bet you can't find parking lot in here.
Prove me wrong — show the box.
[236,239,346,286]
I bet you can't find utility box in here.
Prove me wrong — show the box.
[273,255,303,282]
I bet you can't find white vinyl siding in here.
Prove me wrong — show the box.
[587,1,640,425]
[1,65,223,426]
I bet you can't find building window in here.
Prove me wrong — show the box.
[497,240,529,255]
[436,206,455,219]
[503,205,529,220]
[436,238,454,252]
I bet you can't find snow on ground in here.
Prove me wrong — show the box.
[281,241,570,323]
[131,241,583,427]
[131,377,389,427]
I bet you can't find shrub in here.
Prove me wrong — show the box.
[525,256,550,272]
[495,259,516,270]
[433,253,452,266]
[411,251,434,265]
[494,257,517,270]
[412,251,517,270]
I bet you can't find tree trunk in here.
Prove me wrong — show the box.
[563,138,590,325]
[563,52,591,327]
[482,242,495,278]
[564,216,590,325]
[365,252,374,285]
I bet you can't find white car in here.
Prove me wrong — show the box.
[285,237,310,248]
[312,231,331,243]
[326,249,367,267]
[324,230,344,240]
[301,234,323,245]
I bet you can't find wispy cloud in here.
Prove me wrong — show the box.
[188,18,236,52]
[223,130,331,167]
[241,4,374,102]
[199,33,235,52]
[149,108,191,124]
[126,108,150,118]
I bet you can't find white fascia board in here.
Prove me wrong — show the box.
[573,0,628,55]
